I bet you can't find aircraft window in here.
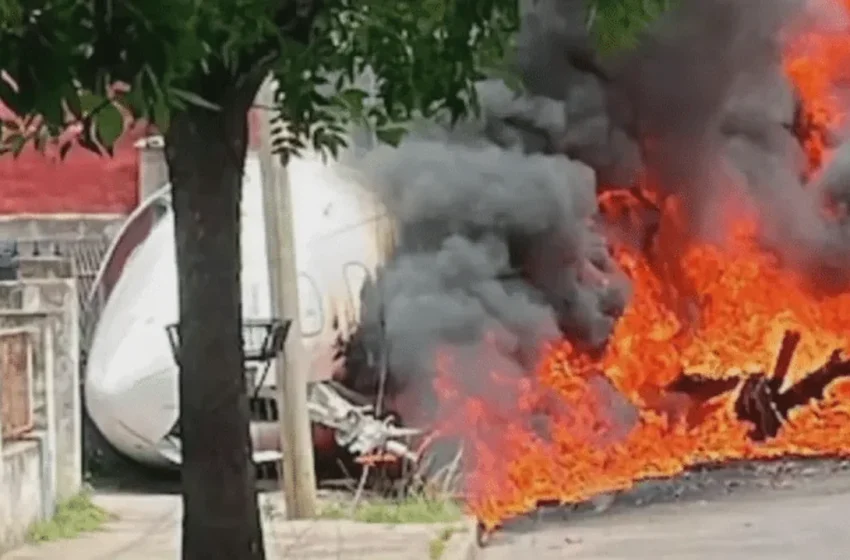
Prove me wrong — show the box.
[342,262,371,313]
[297,273,324,337]
[99,195,170,300]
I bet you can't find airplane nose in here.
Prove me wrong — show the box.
[86,319,178,447]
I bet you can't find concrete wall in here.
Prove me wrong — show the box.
[0,280,81,501]
[0,217,138,486]
[0,440,45,554]
[0,214,133,554]
[0,215,123,242]
[0,319,57,555]
[0,276,83,552]
[0,197,127,554]
[17,257,74,281]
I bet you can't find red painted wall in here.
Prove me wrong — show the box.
[0,104,263,216]
[0,135,143,215]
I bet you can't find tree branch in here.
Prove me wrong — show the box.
[234,0,325,88]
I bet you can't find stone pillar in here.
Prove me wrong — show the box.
[135,135,169,203]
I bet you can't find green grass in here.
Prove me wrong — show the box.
[319,497,464,559]
[26,492,114,544]
[319,495,463,524]
[429,526,459,560]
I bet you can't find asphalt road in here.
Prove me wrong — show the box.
[479,466,850,560]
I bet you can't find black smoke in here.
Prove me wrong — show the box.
[340,130,628,414]
[338,0,850,419]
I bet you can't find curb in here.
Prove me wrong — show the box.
[441,517,480,560]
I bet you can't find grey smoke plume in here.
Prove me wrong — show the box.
[513,0,850,284]
[340,0,850,418]
[346,133,628,404]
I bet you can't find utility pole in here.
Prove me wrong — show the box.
[255,78,318,518]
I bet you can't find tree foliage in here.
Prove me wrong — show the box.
[587,0,675,53]
[0,0,518,160]
[0,0,681,159]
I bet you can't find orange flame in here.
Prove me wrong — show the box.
[429,5,850,530]
[783,0,850,171]
[434,219,850,529]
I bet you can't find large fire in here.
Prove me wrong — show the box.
[430,4,850,530]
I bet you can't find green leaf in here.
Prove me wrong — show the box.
[170,88,221,111]
[39,98,65,128]
[65,90,82,119]
[144,66,163,97]
[337,88,368,118]
[375,126,407,147]
[79,92,106,115]
[153,100,171,133]
[94,103,125,148]
[116,88,145,120]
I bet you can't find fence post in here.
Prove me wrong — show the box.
[0,241,18,280]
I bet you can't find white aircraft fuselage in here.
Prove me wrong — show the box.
[84,151,390,467]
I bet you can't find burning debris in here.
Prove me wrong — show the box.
[661,331,850,441]
[337,0,850,532]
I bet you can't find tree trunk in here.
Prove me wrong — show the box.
[164,95,266,560]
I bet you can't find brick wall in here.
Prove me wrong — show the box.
[0,102,264,216]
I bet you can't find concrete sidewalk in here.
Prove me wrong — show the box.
[1,493,476,560]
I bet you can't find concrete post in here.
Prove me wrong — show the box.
[256,79,318,519]
[135,136,169,203]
